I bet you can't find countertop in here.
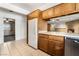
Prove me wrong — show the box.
[39,31,79,39]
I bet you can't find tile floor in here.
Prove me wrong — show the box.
[0,40,49,56]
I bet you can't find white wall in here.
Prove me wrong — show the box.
[55,23,67,28]
[0,18,4,43]
[0,8,27,44]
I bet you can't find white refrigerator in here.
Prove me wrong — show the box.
[28,18,38,49]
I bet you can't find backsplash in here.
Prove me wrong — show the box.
[66,19,79,34]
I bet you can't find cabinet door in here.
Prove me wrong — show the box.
[48,35,55,55]
[54,4,63,17]
[42,10,48,19]
[48,35,64,56]
[38,35,48,52]
[48,39,55,55]
[54,40,64,56]
[47,8,54,18]
[76,3,79,11]
[54,3,75,17]
[61,3,76,15]
[54,36,64,56]
[42,8,54,19]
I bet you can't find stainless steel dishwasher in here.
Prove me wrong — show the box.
[65,37,79,56]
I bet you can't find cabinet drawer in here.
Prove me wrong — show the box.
[49,35,54,40]
[39,34,49,38]
[49,35,64,42]
[55,36,64,42]
[54,40,64,47]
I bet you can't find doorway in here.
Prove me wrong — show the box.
[4,18,15,42]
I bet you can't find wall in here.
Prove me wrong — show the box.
[0,18,4,43]
[55,23,67,32]
[66,20,79,34]
[4,23,11,35]
[0,8,27,44]
[49,23,67,32]
[55,28,67,32]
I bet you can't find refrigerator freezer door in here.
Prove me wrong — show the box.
[28,18,38,49]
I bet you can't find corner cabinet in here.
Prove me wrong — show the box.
[38,34,64,56]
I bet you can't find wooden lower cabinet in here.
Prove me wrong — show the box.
[38,34,64,56]
[38,34,48,53]
[54,45,64,56]
[47,39,64,56]
[47,39,55,55]
[48,36,64,56]
[48,40,64,56]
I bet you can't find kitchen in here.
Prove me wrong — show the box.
[0,3,79,56]
[27,3,79,56]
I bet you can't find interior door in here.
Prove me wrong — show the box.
[28,18,38,49]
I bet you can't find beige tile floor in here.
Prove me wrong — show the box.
[0,40,49,56]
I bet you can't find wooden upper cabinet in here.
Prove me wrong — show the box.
[27,9,41,19]
[54,4,63,17]
[47,8,54,18]
[42,10,49,19]
[76,3,79,11]
[42,8,54,19]
[61,3,76,15]
[54,3,76,17]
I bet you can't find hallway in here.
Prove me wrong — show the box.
[0,40,49,56]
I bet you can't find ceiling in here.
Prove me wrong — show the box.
[11,3,60,12]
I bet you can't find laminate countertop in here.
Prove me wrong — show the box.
[39,31,79,39]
